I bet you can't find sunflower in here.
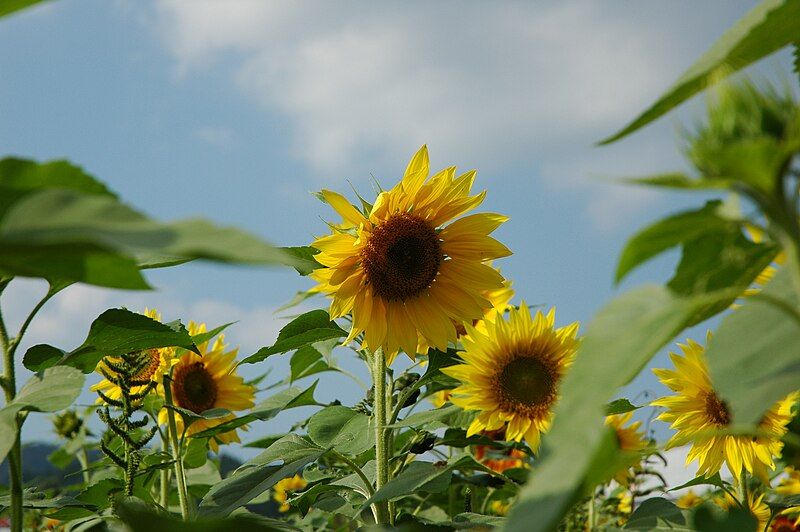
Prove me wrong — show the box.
[605,412,649,485]
[273,474,308,512]
[772,516,800,532]
[745,224,784,290]
[430,389,453,409]
[310,145,511,363]
[443,304,580,452]
[489,500,511,516]
[652,336,797,482]
[675,489,704,509]
[91,308,176,402]
[716,490,771,531]
[472,428,529,473]
[158,322,255,452]
[777,467,800,495]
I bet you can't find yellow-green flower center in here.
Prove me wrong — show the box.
[173,362,217,413]
[362,213,442,301]
[496,355,557,415]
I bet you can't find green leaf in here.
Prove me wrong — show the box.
[22,344,66,372]
[390,404,462,428]
[621,173,733,190]
[0,0,50,18]
[306,406,373,455]
[605,398,641,416]
[0,489,95,512]
[668,472,725,492]
[13,366,85,412]
[242,310,346,364]
[290,344,333,382]
[191,322,236,347]
[116,496,301,531]
[280,246,321,276]
[692,503,758,532]
[198,434,325,518]
[365,461,452,505]
[600,0,800,144]
[624,498,690,531]
[505,286,735,532]
[0,405,21,463]
[58,308,198,373]
[707,267,800,423]
[184,438,209,469]
[191,382,318,438]
[615,201,729,283]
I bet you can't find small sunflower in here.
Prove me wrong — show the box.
[675,489,704,509]
[310,145,511,363]
[91,308,175,402]
[489,500,511,516]
[443,304,580,452]
[652,336,797,482]
[158,322,255,452]
[605,412,649,485]
[716,490,770,531]
[273,474,308,512]
[772,516,800,531]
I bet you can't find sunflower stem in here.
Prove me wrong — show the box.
[163,374,191,520]
[586,490,595,531]
[159,432,170,509]
[371,348,391,524]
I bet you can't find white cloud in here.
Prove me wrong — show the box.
[194,126,234,149]
[148,0,720,229]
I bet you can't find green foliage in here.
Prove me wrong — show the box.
[623,498,689,531]
[198,435,326,518]
[306,406,374,455]
[600,0,800,144]
[0,0,49,18]
[242,310,347,364]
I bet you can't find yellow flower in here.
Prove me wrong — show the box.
[489,500,511,516]
[273,474,308,512]
[442,304,580,453]
[652,336,797,482]
[430,389,452,408]
[777,467,800,495]
[675,489,704,509]
[91,308,176,402]
[605,412,649,485]
[716,491,770,531]
[617,492,632,515]
[310,145,511,364]
[157,322,255,452]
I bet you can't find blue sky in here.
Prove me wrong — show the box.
[0,0,793,474]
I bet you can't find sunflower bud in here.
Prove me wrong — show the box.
[53,410,82,440]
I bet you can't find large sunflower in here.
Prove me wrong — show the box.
[310,145,511,363]
[652,336,797,482]
[91,308,175,402]
[443,304,580,452]
[158,322,255,452]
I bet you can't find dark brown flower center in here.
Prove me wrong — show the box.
[703,391,731,426]
[495,355,558,416]
[173,362,217,413]
[361,213,442,301]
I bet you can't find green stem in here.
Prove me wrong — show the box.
[77,447,91,486]
[386,373,396,525]
[371,349,390,525]
[159,433,170,509]
[0,280,22,532]
[163,375,190,520]
[587,490,595,531]
[331,450,377,523]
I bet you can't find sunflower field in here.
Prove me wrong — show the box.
[2,1,800,531]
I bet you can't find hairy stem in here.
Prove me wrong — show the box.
[0,279,22,532]
[163,375,191,520]
[159,433,170,509]
[371,349,390,524]
[77,447,91,486]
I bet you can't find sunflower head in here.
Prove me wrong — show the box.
[715,490,771,531]
[91,308,176,402]
[652,335,797,482]
[472,429,529,474]
[675,489,704,509]
[443,303,580,452]
[310,146,511,363]
[157,321,255,452]
[605,412,649,485]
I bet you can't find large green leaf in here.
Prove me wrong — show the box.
[13,366,85,412]
[242,310,347,364]
[624,498,691,531]
[505,286,733,532]
[306,406,373,455]
[600,0,800,144]
[706,267,800,423]
[0,0,50,18]
[0,405,22,463]
[198,434,325,518]
[58,308,198,373]
[191,382,319,438]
